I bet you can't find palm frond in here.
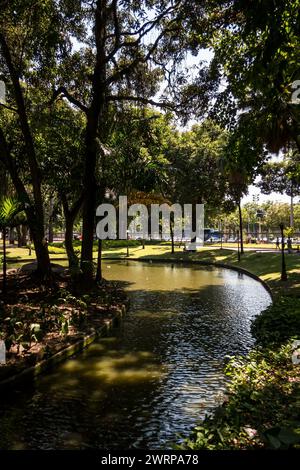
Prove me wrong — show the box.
[0,197,22,228]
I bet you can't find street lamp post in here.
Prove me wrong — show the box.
[279,223,287,281]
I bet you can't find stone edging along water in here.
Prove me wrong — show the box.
[0,304,127,393]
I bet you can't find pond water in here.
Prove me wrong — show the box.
[0,261,271,449]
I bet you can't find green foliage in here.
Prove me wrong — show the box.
[3,313,44,352]
[180,343,300,450]
[284,227,295,239]
[166,120,229,210]
[0,287,92,352]
[197,1,300,153]
[50,239,141,250]
[101,239,141,249]
[258,151,300,199]
[251,297,300,348]
[108,108,173,195]
[0,197,22,229]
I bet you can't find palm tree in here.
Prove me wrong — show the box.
[0,197,23,294]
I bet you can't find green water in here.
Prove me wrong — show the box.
[0,261,271,449]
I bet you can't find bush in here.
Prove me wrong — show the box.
[48,241,65,248]
[101,239,141,249]
[179,343,300,449]
[251,296,300,348]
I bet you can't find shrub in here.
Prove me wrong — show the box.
[251,296,300,348]
[179,343,300,450]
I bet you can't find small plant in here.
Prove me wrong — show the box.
[251,296,300,347]
[60,319,69,336]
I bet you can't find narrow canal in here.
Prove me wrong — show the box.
[0,261,271,449]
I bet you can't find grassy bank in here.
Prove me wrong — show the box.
[3,243,300,296]
[102,244,300,297]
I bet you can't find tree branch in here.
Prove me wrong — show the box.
[106,94,174,110]
[105,0,121,62]
[0,102,17,113]
[49,86,88,113]
[61,192,84,220]
[106,25,178,86]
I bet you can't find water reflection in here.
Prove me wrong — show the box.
[0,261,271,449]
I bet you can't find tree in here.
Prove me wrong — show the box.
[108,107,173,196]
[167,121,228,204]
[0,0,72,279]
[163,120,229,247]
[48,0,201,282]
[258,149,300,227]
[222,125,266,254]
[183,1,300,163]
[262,202,291,231]
[34,101,85,268]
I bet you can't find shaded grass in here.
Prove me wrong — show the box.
[2,244,300,298]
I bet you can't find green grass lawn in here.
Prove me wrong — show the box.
[2,243,300,297]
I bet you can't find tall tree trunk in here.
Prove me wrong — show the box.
[80,137,97,280]
[189,202,197,251]
[30,223,51,279]
[80,0,107,284]
[21,225,27,246]
[0,33,51,279]
[16,225,22,247]
[9,227,14,244]
[170,219,175,254]
[96,239,102,282]
[62,194,83,270]
[65,212,78,268]
[238,201,244,255]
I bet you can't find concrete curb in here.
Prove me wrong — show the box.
[0,304,127,393]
